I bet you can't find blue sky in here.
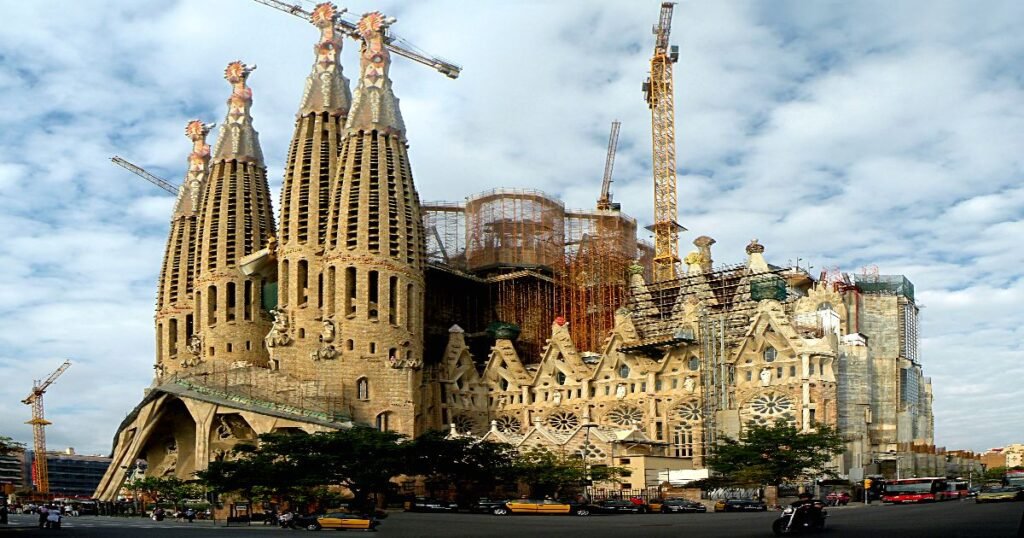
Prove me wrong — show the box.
[0,0,1021,456]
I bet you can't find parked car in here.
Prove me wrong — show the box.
[590,499,648,514]
[658,499,707,513]
[297,512,379,531]
[403,497,459,512]
[469,498,510,514]
[713,499,768,512]
[975,486,1023,503]
[826,491,851,506]
[492,499,590,516]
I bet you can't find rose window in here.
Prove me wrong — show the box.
[607,405,644,426]
[452,415,475,434]
[547,411,579,432]
[495,415,521,433]
[743,392,796,427]
[674,401,702,422]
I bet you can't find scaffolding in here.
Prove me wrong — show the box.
[465,188,565,271]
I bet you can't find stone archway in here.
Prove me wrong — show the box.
[209,413,258,462]
[139,398,197,479]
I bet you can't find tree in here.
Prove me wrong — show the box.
[0,436,25,456]
[511,446,628,498]
[706,419,844,486]
[402,430,517,500]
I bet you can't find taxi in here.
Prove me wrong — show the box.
[304,512,379,531]
[492,499,591,516]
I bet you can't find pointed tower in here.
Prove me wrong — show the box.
[274,2,352,377]
[192,61,276,368]
[323,12,431,435]
[155,120,213,379]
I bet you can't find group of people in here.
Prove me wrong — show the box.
[150,507,198,523]
[33,505,64,529]
[263,509,297,528]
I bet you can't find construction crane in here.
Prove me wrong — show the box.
[252,0,462,79]
[111,156,177,195]
[21,360,71,494]
[643,2,684,282]
[596,120,622,211]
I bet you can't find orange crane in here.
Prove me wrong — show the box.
[596,120,622,211]
[643,2,683,281]
[111,156,177,195]
[22,360,71,494]
[252,0,462,79]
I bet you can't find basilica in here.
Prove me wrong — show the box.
[95,3,941,500]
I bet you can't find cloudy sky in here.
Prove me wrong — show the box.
[1,0,1021,456]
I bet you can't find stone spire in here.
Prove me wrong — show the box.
[172,120,214,218]
[273,3,353,376]
[192,60,275,369]
[155,120,213,379]
[746,239,769,272]
[212,61,264,165]
[297,2,352,117]
[345,12,406,137]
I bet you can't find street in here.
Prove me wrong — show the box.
[2,501,1022,537]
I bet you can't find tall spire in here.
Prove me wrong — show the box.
[212,61,264,165]
[345,12,406,136]
[172,120,214,218]
[297,2,352,117]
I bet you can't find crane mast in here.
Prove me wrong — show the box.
[252,0,462,79]
[596,120,622,211]
[111,156,177,195]
[643,2,683,281]
[22,360,71,494]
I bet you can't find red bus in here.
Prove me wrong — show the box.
[944,479,969,500]
[881,478,950,503]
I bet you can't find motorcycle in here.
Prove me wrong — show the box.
[772,501,827,535]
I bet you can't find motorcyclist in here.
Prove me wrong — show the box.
[788,493,826,528]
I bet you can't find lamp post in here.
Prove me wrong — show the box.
[582,422,598,501]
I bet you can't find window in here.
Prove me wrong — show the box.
[357,378,369,400]
[226,343,233,353]
[764,346,777,363]
[687,357,701,371]
[388,276,398,325]
[346,339,354,351]
[777,367,783,379]
[368,270,379,319]
[243,280,253,320]
[604,385,610,396]
[556,371,566,385]
[500,378,509,391]
[168,319,178,355]
[618,364,630,378]
[673,429,694,457]
[655,380,663,391]
[375,412,389,431]
[317,272,323,308]
[226,282,236,321]
[808,409,816,425]
[672,378,678,389]
[790,366,797,377]
[345,267,356,315]
[369,342,377,354]
[619,458,631,465]
[745,370,752,382]
[326,266,336,316]
[297,260,309,305]
[207,285,217,326]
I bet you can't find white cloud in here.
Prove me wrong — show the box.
[0,0,1021,456]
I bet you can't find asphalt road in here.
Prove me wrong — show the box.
[2,500,1022,537]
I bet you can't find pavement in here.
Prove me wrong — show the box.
[1,499,1021,537]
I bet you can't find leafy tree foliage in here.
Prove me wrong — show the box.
[706,419,844,486]
[122,476,206,510]
[512,446,627,498]
[402,430,516,498]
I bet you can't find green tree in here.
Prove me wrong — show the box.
[511,446,628,498]
[706,419,844,486]
[0,436,25,456]
[402,430,517,500]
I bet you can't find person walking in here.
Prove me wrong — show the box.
[185,508,196,523]
[37,505,48,529]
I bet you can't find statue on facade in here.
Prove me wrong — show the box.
[760,367,772,386]
[553,391,562,406]
[312,343,338,361]
[321,319,336,343]
[684,377,696,393]
[265,309,291,348]
[615,384,627,399]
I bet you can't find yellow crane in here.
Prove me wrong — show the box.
[596,120,622,211]
[111,156,177,195]
[643,2,683,281]
[251,0,462,79]
[22,360,71,494]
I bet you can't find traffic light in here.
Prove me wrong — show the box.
[864,479,873,489]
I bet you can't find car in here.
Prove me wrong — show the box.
[590,499,648,514]
[975,486,1023,503]
[403,497,460,512]
[297,512,380,531]
[492,499,590,516]
[469,498,510,514]
[713,499,768,512]
[657,499,707,513]
[826,491,851,506]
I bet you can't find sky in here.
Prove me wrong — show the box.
[0,0,1021,456]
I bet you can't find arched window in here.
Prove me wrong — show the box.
[357,378,369,400]
[764,346,777,363]
[375,412,390,432]
[556,371,567,385]
[618,364,630,378]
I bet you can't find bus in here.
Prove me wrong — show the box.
[944,479,969,500]
[1006,470,1024,488]
[881,478,950,503]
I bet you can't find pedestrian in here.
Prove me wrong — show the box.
[264,508,276,526]
[1,502,9,525]
[37,505,48,529]
[47,509,61,529]
[185,508,196,523]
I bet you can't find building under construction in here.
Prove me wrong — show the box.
[421,188,653,363]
